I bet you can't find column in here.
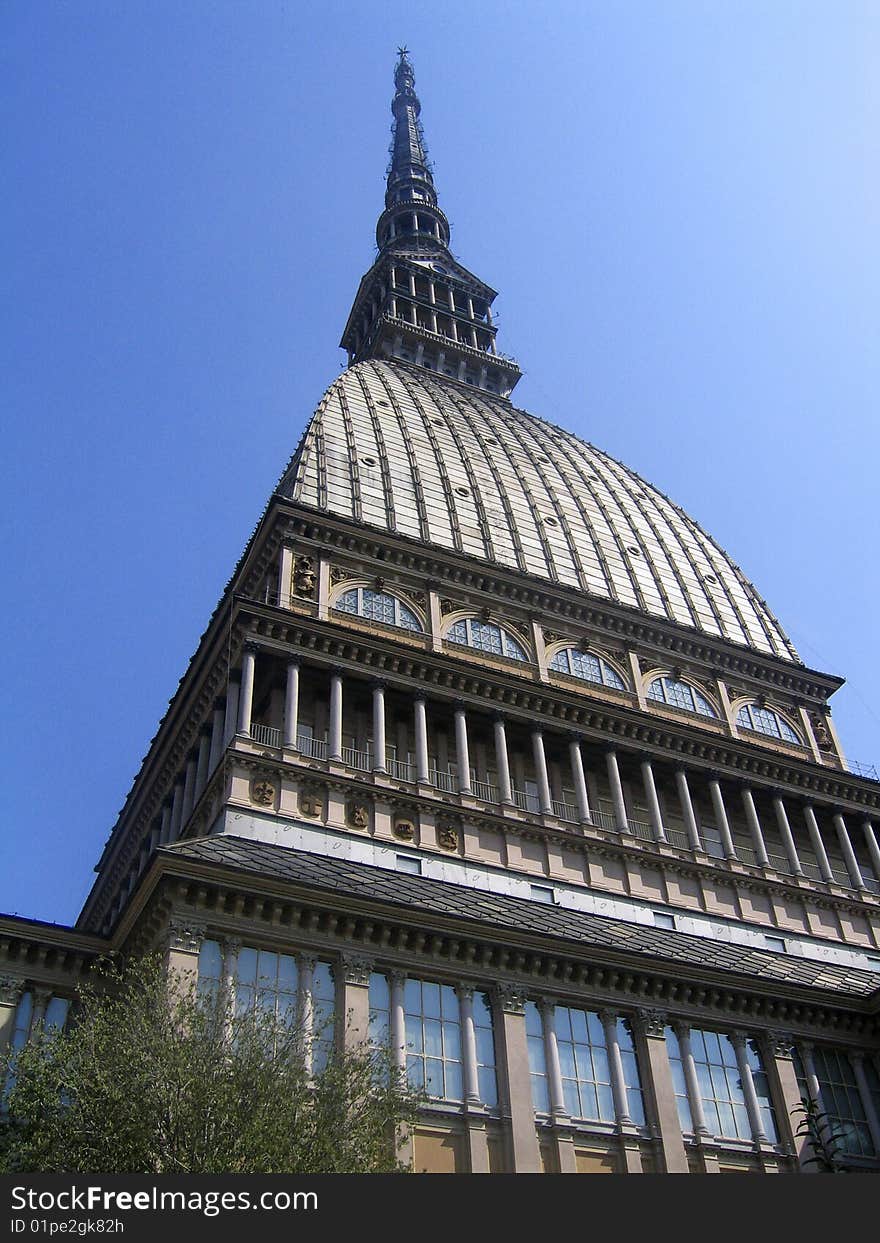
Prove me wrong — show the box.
[675,769,702,852]
[180,752,197,824]
[606,750,629,832]
[600,1010,633,1126]
[741,787,770,868]
[634,1010,689,1173]
[389,971,407,1077]
[762,1033,811,1168]
[538,999,567,1119]
[194,730,211,801]
[730,1031,768,1144]
[531,730,553,815]
[863,819,880,885]
[850,1053,880,1155]
[168,780,184,842]
[372,683,387,774]
[803,805,834,883]
[708,778,737,861]
[165,919,205,995]
[454,705,472,795]
[640,758,667,844]
[798,1042,824,1109]
[283,661,300,750]
[414,697,430,783]
[208,697,225,773]
[833,813,866,891]
[277,544,294,608]
[339,954,373,1053]
[569,738,592,824]
[30,989,50,1033]
[773,795,804,876]
[158,803,172,846]
[219,937,240,1038]
[494,986,541,1172]
[328,674,343,761]
[674,1022,711,1138]
[494,716,514,806]
[299,954,315,1073]
[223,679,240,745]
[0,977,24,1053]
[237,645,257,736]
[458,985,482,1107]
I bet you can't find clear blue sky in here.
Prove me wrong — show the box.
[3,1,879,925]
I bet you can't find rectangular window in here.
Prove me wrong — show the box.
[555,1005,615,1122]
[803,1047,875,1157]
[404,979,462,1102]
[396,855,422,875]
[665,1025,778,1144]
[525,1000,550,1114]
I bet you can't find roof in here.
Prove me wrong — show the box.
[165,837,877,1000]
[280,360,798,662]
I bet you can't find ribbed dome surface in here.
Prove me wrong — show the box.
[281,360,797,662]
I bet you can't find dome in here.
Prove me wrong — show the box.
[280,360,797,663]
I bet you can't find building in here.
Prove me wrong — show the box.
[3,50,880,1175]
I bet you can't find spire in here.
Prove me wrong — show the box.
[339,51,522,398]
[377,48,449,253]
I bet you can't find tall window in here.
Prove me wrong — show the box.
[404,979,462,1101]
[369,973,498,1107]
[795,1046,876,1157]
[524,1003,645,1125]
[196,939,335,1069]
[665,1026,778,1143]
[647,676,717,718]
[446,617,527,662]
[736,702,802,744]
[548,647,626,690]
[334,587,422,632]
[3,990,70,1098]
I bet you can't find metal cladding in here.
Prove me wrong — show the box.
[281,358,798,663]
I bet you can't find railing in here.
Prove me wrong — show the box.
[297,733,327,760]
[849,759,879,781]
[431,768,457,794]
[590,809,619,832]
[627,818,655,843]
[552,799,578,824]
[764,850,793,875]
[342,746,371,772]
[472,778,500,805]
[734,842,760,868]
[388,758,416,782]
[663,826,691,851]
[250,722,281,748]
[513,788,540,813]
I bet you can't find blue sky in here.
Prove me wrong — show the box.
[3,1,879,924]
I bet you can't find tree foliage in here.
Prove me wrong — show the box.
[792,1096,847,1173]
[0,955,420,1174]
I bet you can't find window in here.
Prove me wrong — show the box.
[196,939,335,1069]
[3,990,70,1098]
[764,935,786,953]
[404,979,462,1101]
[334,587,423,632]
[653,912,676,930]
[526,1004,647,1125]
[530,884,555,905]
[647,676,718,718]
[446,617,527,662]
[396,855,422,875]
[736,703,802,744]
[796,1046,876,1157]
[472,991,498,1108]
[665,1026,778,1143]
[548,647,626,690]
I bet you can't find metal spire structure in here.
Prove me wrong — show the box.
[340,50,521,397]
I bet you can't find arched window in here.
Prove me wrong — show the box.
[647,675,718,718]
[333,587,423,632]
[736,703,802,744]
[549,647,626,690]
[446,617,528,662]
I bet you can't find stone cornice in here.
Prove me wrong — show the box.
[127,854,880,1040]
[272,504,843,700]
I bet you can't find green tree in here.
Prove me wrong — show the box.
[0,955,420,1174]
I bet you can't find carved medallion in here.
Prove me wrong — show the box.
[299,789,323,818]
[437,822,459,851]
[393,816,416,841]
[251,779,276,807]
[347,801,370,830]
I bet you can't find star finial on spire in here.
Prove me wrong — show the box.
[397,45,409,59]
